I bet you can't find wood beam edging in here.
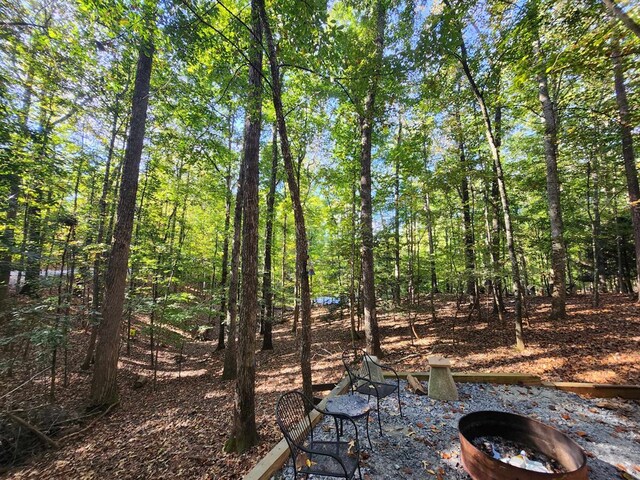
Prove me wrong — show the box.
[243,376,351,480]
[389,372,640,399]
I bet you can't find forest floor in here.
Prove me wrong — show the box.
[1,292,639,479]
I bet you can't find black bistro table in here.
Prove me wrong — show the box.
[325,394,373,449]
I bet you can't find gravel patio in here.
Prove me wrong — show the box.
[273,381,640,479]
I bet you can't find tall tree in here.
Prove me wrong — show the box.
[82,89,126,370]
[225,0,263,453]
[455,106,477,305]
[216,165,232,351]
[261,125,278,350]
[452,13,525,349]
[534,10,567,318]
[359,0,386,357]
[393,116,401,305]
[259,0,314,401]
[222,163,243,379]
[90,21,155,407]
[612,46,640,301]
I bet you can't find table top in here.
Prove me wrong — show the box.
[325,394,371,417]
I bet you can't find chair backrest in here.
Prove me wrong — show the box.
[276,391,314,457]
[342,348,372,386]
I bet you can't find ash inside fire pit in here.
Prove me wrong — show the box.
[459,410,588,479]
[473,435,566,474]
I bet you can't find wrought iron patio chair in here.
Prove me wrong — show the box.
[276,391,363,480]
[342,348,403,434]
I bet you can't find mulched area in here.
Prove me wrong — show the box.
[1,293,639,479]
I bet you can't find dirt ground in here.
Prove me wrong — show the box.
[1,293,639,479]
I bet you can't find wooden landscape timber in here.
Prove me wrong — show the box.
[243,376,351,480]
[246,372,640,479]
[389,372,640,398]
[542,381,640,399]
[389,371,543,385]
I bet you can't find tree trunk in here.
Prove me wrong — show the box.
[612,49,640,302]
[15,203,28,291]
[424,191,438,294]
[457,125,477,305]
[358,0,386,357]
[536,51,567,319]
[457,38,525,349]
[82,103,122,370]
[614,200,628,293]
[222,151,244,380]
[489,176,505,318]
[22,184,45,296]
[217,166,232,351]
[259,0,313,401]
[349,183,359,342]
[422,143,438,295]
[393,117,401,305]
[292,276,299,333]
[281,196,287,324]
[90,31,154,408]
[407,210,416,304]
[0,175,19,308]
[225,0,263,453]
[1,63,36,306]
[261,125,278,351]
[587,159,602,307]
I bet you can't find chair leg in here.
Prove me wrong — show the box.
[365,411,372,449]
[356,458,363,480]
[397,388,403,417]
[376,396,382,435]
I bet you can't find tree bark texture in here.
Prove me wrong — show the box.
[457,38,525,349]
[222,162,244,379]
[259,0,313,401]
[0,175,19,308]
[457,127,476,302]
[587,159,602,307]
[393,118,401,305]
[228,0,262,452]
[359,0,386,357]
[424,191,438,293]
[90,35,154,407]
[537,64,567,318]
[1,68,33,306]
[261,126,278,350]
[82,103,122,370]
[22,190,44,295]
[216,168,232,351]
[350,183,359,342]
[612,50,640,301]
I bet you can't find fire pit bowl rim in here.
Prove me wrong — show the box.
[458,410,589,480]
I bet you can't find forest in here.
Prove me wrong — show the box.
[0,0,639,477]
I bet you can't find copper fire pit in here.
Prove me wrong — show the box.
[459,411,588,480]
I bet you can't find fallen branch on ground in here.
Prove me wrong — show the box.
[4,411,59,449]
